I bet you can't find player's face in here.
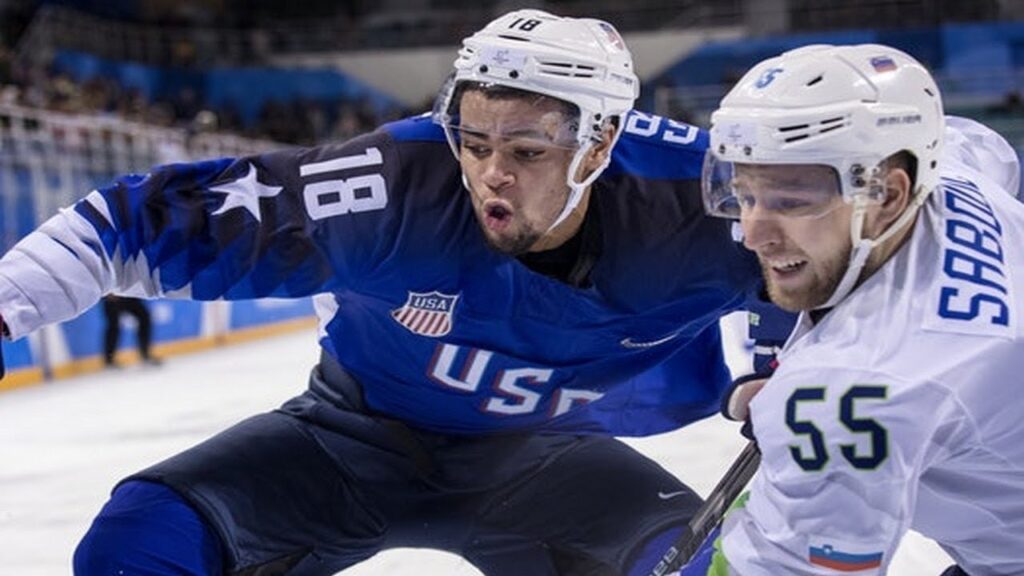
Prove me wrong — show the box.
[737,164,851,311]
[456,90,579,255]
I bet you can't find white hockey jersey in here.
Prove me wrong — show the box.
[715,117,1024,575]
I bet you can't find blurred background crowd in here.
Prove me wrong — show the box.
[1,0,1021,147]
[0,0,1019,216]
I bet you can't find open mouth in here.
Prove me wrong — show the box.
[482,201,514,231]
[765,257,808,278]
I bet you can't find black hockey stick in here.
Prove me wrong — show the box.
[647,440,761,576]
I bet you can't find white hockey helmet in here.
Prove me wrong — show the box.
[433,9,639,231]
[703,43,945,308]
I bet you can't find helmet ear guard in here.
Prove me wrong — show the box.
[434,9,639,232]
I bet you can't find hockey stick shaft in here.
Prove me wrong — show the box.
[647,440,761,575]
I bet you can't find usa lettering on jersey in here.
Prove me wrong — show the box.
[426,343,605,418]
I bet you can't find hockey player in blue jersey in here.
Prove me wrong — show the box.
[0,10,784,576]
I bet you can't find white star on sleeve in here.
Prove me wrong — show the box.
[209,163,283,222]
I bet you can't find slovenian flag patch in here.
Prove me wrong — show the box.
[808,542,883,572]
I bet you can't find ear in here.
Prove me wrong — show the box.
[576,123,618,180]
[865,167,912,239]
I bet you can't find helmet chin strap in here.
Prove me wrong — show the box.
[454,140,598,237]
[446,122,604,235]
[545,138,612,233]
[815,186,930,310]
[816,198,872,310]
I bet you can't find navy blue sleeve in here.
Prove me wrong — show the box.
[71,130,403,300]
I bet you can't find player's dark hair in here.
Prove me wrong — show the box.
[887,150,918,191]
[453,81,581,133]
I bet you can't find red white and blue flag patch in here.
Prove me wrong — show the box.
[391,291,459,337]
[598,22,626,51]
[809,542,883,572]
[869,55,897,72]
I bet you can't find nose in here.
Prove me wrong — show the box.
[740,210,783,252]
[480,151,515,191]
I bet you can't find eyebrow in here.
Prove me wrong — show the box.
[736,171,827,189]
[458,126,556,142]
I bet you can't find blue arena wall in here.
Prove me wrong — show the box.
[647,21,1024,197]
[651,22,1024,94]
[50,50,402,126]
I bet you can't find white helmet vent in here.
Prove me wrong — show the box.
[538,61,598,78]
[777,115,850,144]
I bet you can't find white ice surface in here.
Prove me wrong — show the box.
[0,323,951,574]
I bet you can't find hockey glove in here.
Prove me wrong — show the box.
[728,283,793,441]
[0,314,6,379]
[721,373,770,442]
[745,284,794,374]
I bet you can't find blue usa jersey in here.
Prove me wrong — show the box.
[0,111,762,436]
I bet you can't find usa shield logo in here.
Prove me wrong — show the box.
[391,291,460,337]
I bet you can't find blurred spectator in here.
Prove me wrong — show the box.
[988,90,1024,116]
[102,295,162,368]
[0,46,13,86]
[0,19,407,147]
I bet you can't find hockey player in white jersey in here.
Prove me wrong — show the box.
[680,44,1024,575]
